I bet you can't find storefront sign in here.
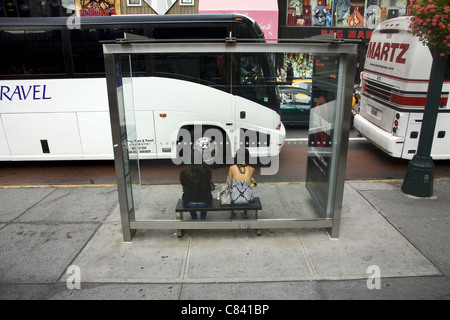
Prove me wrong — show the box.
[320,28,373,40]
[75,0,121,16]
[280,26,373,42]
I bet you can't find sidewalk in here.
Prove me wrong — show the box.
[0,179,449,300]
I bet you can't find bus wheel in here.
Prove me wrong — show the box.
[176,126,228,168]
[193,127,228,168]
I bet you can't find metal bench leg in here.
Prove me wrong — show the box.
[176,211,184,238]
[256,209,262,236]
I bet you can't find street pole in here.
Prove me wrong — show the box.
[401,47,448,197]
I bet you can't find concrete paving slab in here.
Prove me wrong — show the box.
[61,224,190,283]
[15,187,118,223]
[135,185,182,220]
[271,183,322,219]
[105,203,121,223]
[184,229,315,283]
[361,189,448,218]
[347,180,402,191]
[0,284,54,300]
[0,222,100,283]
[0,187,55,222]
[47,283,181,300]
[253,184,288,219]
[358,180,450,276]
[317,276,450,300]
[298,222,440,280]
[383,214,450,276]
[340,183,380,219]
[179,281,322,300]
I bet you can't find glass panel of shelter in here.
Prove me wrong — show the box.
[116,55,141,216]
[104,41,356,239]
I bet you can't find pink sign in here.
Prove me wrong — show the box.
[198,0,279,40]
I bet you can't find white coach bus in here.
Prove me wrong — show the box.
[0,14,285,162]
[354,16,450,160]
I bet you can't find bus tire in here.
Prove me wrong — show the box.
[177,126,229,168]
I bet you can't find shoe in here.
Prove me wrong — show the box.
[241,210,248,219]
[229,211,236,219]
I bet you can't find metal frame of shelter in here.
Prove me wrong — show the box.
[103,40,357,242]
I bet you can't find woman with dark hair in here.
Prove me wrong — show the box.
[227,148,257,219]
[180,149,214,220]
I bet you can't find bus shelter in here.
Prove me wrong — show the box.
[103,40,357,242]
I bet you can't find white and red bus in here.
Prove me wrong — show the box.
[354,16,450,160]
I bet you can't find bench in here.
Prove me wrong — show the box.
[175,197,262,237]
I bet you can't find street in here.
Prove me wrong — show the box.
[0,127,449,186]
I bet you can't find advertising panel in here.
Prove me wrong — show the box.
[306,55,339,217]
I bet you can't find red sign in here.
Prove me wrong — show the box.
[320,29,373,40]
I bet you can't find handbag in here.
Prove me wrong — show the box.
[219,184,231,205]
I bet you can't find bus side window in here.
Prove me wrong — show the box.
[0,29,65,76]
[70,29,103,74]
[152,53,230,93]
[238,55,268,104]
[70,28,145,75]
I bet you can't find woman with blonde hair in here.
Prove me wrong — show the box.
[227,148,257,219]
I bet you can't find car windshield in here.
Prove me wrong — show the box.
[292,81,312,93]
[280,87,311,105]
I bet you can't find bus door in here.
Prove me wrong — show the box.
[402,112,422,159]
[234,53,276,155]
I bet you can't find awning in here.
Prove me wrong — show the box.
[198,0,279,40]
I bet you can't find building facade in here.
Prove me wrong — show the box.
[1,0,410,40]
[278,0,410,79]
[0,0,198,17]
